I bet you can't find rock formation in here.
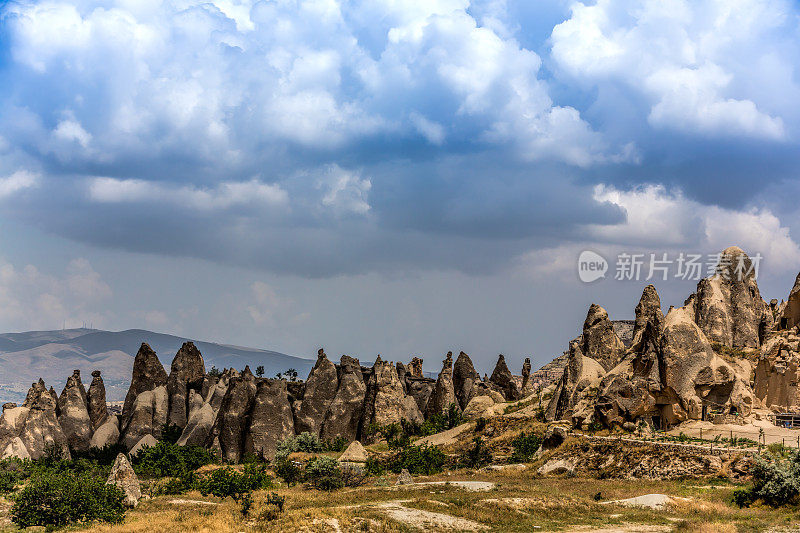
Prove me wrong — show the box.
[363,357,423,431]
[545,341,605,424]
[107,453,142,507]
[87,370,108,430]
[453,351,481,410]
[245,379,294,459]
[166,341,206,429]
[489,354,520,401]
[122,343,168,424]
[781,273,800,330]
[694,246,769,349]
[211,367,257,463]
[294,350,338,436]
[425,352,459,417]
[547,248,764,430]
[581,304,625,371]
[521,357,532,395]
[409,357,424,378]
[57,370,92,452]
[8,380,70,459]
[321,356,366,442]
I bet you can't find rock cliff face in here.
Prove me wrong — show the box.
[321,356,366,442]
[694,246,769,349]
[489,354,520,401]
[166,342,206,429]
[546,247,778,430]
[87,370,108,430]
[453,351,481,410]
[246,379,294,459]
[58,370,92,452]
[294,350,338,436]
[425,353,459,417]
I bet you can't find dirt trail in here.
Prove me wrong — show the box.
[371,500,489,531]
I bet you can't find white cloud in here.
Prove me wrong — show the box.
[246,281,308,328]
[0,257,112,330]
[318,165,372,215]
[0,171,38,199]
[53,119,92,148]
[589,184,800,272]
[88,177,289,209]
[2,0,619,167]
[551,0,795,140]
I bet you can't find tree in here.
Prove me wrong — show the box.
[255,366,264,378]
[286,368,298,381]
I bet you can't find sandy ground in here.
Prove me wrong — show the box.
[667,418,800,447]
[393,481,495,492]
[371,500,489,531]
[415,423,473,446]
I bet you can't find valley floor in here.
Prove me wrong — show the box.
[4,470,799,533]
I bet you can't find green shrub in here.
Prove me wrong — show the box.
[340,462,368,487]
[274,458,301,487]
[0,458,29,494]
[323,436,348,452]
[733,451,800,507]
[365,457,386,475]
[72,443,128,465]
[254,492,285,521]
[419,404,463,436]
[459,437,492,469]
[475,417,487,432]
[305,456,343,490]
[387,444,445,475]
[131,441,217,478]
[159,423,184,445]
[154,470,198,495]
[11,471,125,528]
[509,430,542,463]
[198,464,273,501]
[274,432,323,461]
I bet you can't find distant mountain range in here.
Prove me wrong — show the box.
[0,328,313,404]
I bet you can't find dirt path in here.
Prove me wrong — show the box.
[414,423,473,447]
[371,500,489,531]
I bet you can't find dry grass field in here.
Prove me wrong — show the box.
[2,469,783,533]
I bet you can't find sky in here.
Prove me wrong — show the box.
[1,0,800,376]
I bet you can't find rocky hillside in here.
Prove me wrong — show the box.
[0,343,527,461]
[545,246,798,430]
[0,328,312,403]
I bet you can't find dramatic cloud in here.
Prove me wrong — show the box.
[0,257,112,330]
[551,0,798,140]
[0,0,798,283]
[88,177,289,209]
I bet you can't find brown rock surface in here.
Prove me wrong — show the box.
[295,349,338,436]
[166,341,206,429]
[321,356,366,442]
[57,370,92,452]
[87,370,108,430]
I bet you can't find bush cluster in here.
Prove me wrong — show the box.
[304,456,344,490]
[198,463,274,501]
[509,430,542,463]
[733,450,800,507]
[274,432,323,461]
[11,470,125,528]
[131,441,217,478]
[459,437,492,469]
[0,458,29,494]
[386,444,446,475]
